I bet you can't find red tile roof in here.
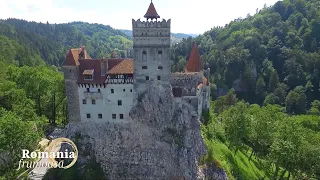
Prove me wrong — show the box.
[144,2,160,20]
[185,44,202,72]
[78,59,105,84]
[77,58,134,84]
[63,48,91,66]
[107,59,126,71]
[107,59,134,75]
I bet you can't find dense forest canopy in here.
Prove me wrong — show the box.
[0,19,132,66]
[171,0,320,113]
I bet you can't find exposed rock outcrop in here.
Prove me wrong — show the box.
[61,85,206,179]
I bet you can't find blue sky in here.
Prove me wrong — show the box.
[0,0,280,34]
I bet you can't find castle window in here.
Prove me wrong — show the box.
[92,99,96,105]
[82,99,87,104]
[142,50,147,61]
[158,66,163,70]
[157,76,161,80]
[118,100,122,106]
[158,51,162,54]
[120,114,124,119]
[84,75,93,80]
[111,89,114,94]
[98,89,100,93]
[142,66,147,69]
[87,114,91,118]
[112,114,116,119]
[87,88,90,92]
[146,76,149,80]
[123,89,125,92]
[69,69,71,73]
[130,89,132,92]
[189,100,192,104]
[98,114,102,119]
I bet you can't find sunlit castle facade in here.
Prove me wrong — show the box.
[62,1,210,123]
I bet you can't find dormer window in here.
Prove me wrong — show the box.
[83,69,94,80]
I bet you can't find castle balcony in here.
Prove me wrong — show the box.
[83,92,102,99]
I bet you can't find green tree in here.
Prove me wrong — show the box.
[255,75,267,103]
[0,109,39,168]
[268,70,279,92]
[222,101,250,153]
[285,86,307,114]
[308,100,320,115]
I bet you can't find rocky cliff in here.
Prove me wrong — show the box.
[61,85,206,179]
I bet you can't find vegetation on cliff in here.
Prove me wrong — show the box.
[202,91,320,179]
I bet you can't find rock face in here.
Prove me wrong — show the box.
[61,85,206,179]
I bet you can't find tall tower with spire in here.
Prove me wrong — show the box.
[132,1,171,98]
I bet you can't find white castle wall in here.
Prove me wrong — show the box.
[78,84,134,123]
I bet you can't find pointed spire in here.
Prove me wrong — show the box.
[185,43,202,72]
[144,1,160,20]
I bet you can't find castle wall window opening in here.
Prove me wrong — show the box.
[112,114,116,119]
[118,100,122,106]
[92,99,96,105]
[82,99,87,104]
[120,114,124,119]
[98,114,102,119]
[87,114,91,118]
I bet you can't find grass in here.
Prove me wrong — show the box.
[205,138,268,180]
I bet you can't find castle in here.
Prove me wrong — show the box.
[62,1,210,123]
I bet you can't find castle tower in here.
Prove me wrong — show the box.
[185,44,202,73]
[132,1,171,97]
[62,48,90,122]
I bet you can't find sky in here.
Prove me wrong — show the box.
[0,0,280,34]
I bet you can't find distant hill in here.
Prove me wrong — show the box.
[0,19,132,66]
[119,29,197,44]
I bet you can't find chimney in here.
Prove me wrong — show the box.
[79,46,85,59]
[100,59,108,76]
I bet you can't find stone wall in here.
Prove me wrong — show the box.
[61,85,206,179]
[132,18,171,98]
[62,66,81,122]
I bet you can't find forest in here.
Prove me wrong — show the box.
[0,0,320,179]
[0,19,132,179]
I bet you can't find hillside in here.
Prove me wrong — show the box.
[119,29,197,44]
[172,0,320,111]
[0,19,132,66]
